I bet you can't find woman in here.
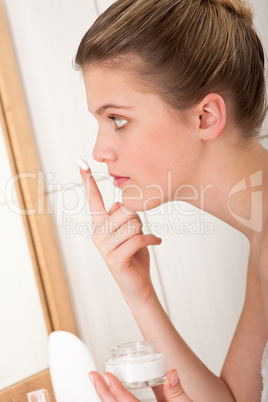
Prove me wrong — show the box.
[76,0,268,400]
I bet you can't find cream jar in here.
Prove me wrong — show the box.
[105,341,168,389]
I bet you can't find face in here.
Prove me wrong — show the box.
[83,65,199,211]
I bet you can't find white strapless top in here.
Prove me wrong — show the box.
[261,341,268,401]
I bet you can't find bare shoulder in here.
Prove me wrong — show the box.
[259,222,268,282]
[259,151,268,277]
[250,203,268,280]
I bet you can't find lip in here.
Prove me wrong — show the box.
[109,174,130,188]
[113,177,130,188]
[109,173,129,178]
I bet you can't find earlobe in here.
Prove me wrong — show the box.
[199,94,226,141]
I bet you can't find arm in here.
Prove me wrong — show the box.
[126,258,266,402]
[221,257,267,401]
[126,289,235,402]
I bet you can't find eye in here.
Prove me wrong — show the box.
[109,116,128,129]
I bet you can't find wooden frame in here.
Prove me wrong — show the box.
[0,3,77,401]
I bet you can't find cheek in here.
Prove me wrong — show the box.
[129,135,161,166]
[129,146,171,189]
[126,122,182,180]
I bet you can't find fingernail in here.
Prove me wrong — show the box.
[103,374,110,387]
[77,159,90,171]
[89,373,95,386]
[170,370,179,387]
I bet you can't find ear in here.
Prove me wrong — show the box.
[198,94,226,141]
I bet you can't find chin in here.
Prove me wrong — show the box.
[122,196,164,212]
[121,185,167,212]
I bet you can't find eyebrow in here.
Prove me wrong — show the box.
[88,104,134,115]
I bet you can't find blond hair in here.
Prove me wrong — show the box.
[75,0,267,137]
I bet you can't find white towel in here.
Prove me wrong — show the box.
[261,341,268,402]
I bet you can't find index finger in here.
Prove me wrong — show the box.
[77,159,108,223]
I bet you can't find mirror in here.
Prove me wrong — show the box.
[0,4,77,400]
[0,121,48,390]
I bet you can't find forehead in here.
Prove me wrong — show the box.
[82,65,168,115]
[83,65,138,93]
[83,66,139,104]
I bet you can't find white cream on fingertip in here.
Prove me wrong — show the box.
[77,159,90,171]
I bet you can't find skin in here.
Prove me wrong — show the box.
[79,65,268,401]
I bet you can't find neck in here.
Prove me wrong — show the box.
[175,134,268,242]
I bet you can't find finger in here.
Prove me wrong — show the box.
[89,371,117,402]
[115,232,162,253]
[107,234,162,269]
[109,202,123,215]
[152,383,166,402]
[103,372,139,402]
[113,218,143,242]
[163,370,193,401]
[100,219,143,256]
[106,206,142,234]
[77,159,108,223]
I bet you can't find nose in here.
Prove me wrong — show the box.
[92,130,117,163]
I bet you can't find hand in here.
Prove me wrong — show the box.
[79,163,162,303]
[89,369,193,401]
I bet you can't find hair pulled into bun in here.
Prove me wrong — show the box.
[209,0,253,24]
